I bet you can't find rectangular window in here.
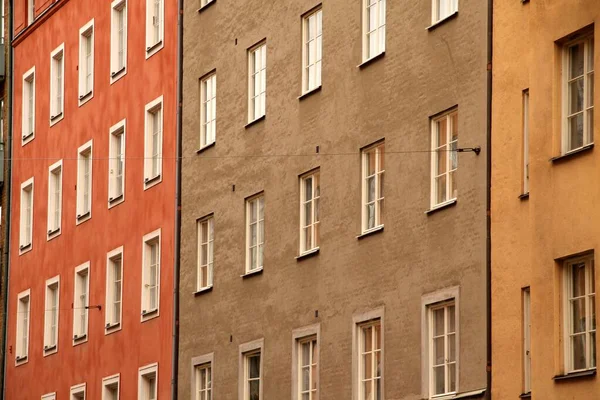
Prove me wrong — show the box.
[432,0,458,24]
[44,276,60,354]
[363,0,385,61]
[138,364,158,400]
[144,97,163,187]
[15,289,30,363]
[562,33,594,153]
[357,320,382,400]
[111,0,127,81]
[73,263,90,342]
[22,67,35,143]
[197,216,214,291]
[361,142,384,233]
[142,229,161,320]
[244,352,261,400]
[200,73,216,149]
[50,44,64,123]
[248,42,266,122]
[47,161,62,237]
[106,247,123,331]
[522,287,531,395]
[79,20,94,103]
[19,178,34,252]
[109,120,126,204]
[146,0,163,56]
[194,363,212,400]
[27,0,34,25]
[70,383,86,400]
[297,337,318,400]
[522,90,529,194]
[245,194,264,273]
[77,141,93,223]
[300,171,320,254]
[302,8,322,93]
[431,109,458,207]
[429,301,457,397]
[564,254,596,372]
[102,375,120,400]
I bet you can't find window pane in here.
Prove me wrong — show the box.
[572,298,586,333]
[363,352,372,379]
[570,43,585,79]
[249,355,260,378]
[569,114,584,150]
[572,334,587,370]
[448,363,457,392]
[569,79,584,114]
[433,365,445,395]
[572,263,587,297]
[434,337,444,365]
[448,305,456,333]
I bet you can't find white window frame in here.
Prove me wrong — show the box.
[302,7,322,94]
[110,0,128,83]
[49,43,65,125]
[196,215,214,291]
[431,0,458,25]
[42,393,56,400]
[561,33,594,154]
[19,177,34,254]
[292,324,320,400]
[102,374,120,400]
[522,287,531,395]
[138,363,158,400]
[144,96,163,189]
[43,275,60,356]
[78,20,95,106]
[522,89,529,195]
[430,109,458,208]
[299,170,320,255]
[199,72,216,149]
[362,0,386,62]
[141,229,161,321]
[238,338,264,400]
[145,0,164,58]
[199,0,214,8]
[76,140,93,224]
[15,289,30,365]
[191,353,213,400]
[106,246,124,334]
[27,0,34,25]
[70,383,86,400]
[73,262,90,344]
[21,66,35,145]
[47,160,63,239]
[248,42,266,123]
[108,119,126,207]
[245,193,264,274]
[352,308,384,400]
[361,142,385,234]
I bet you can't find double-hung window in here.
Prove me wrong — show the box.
[564,255,596,372]
[146,0,163,56]
[109,120,126,204]
[362,0,385,61]
[245,194,264,274]
[144,97,163,187]
[142,229,161,320]
[248,42,266,123]
[102,375,120,400]
[429,301,457,397]
[200,73,216,149]
[22,67,35,143]
[562,33,594,153]
[73,263,89,343]
[77,141,93,223]
[111,0,127,81]
[522,287,531,395]
[300,170,320,254]
[79,20,94,104]
[27,0,34,25]
[522,90,529,195]
[432,0,458,24]
[361,142,384,233]
[357,320,382,400]
[106,247,123,331]
[302,8,322,93]
[44,276,60,355]
[197,216,214,291]
[431,109,458,207]
[16,289,30,364]
[47,160,62,237]
[138,364,158,400]
[50,44,64,124]
[194,363,212,400]
[244,352,262,400]
[19,178,34,252]
[297,337,318,400]
[70,383,86,400]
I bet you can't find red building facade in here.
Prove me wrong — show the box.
[5,0,177,398]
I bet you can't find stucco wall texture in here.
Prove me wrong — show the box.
[4,0,177,399]
[179,0,489,399]
[492,1,600,399]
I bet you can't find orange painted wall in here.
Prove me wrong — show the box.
[5,0,177,398]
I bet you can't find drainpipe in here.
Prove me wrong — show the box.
[171,0,183,398]
[486,0,493,398]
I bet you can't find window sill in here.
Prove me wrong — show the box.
[298,85,322,100]
[105,322,122,335]
[111,66,126,79]
[43,345,57,356]
[245,115,266,129]
[141,308,158,317]
[50,112,64,126]
[296,247,320,261]
[197,142,216,154]
[79,91,93,107]
[426,198,457,215]
[144,174,162,190]
[356,225,384,240]
[15,355,28,366]
[194,286,213,296]
[427,11,459,31]
[47,228,61,241]
[518,192,529,200]
[197,0,216,13]
[76,211,91,225]
[519,393,531,399]
[241,268,263,279]
[19,243,32,255]
[22,132,34,145]
[550,143,594,163]
[73,333,87,345]
[357,51,385,69]
[108,194,124,208]
[553,369,596,381]
[146,40,163,55]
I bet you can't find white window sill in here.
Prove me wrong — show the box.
[43,344,58,357]
[108,193,125,209]
[553,368,596,381]
[15,355,28,366]
[47,227,61,242]
[110,67,127,85]
[105,321,122,335]
[241,268,263,279]
[296,247,320,261]
[146,40,164,60]
[50,112,64,127]
[356,225,384,239]
[357,51,385,69]
[72,333,88,346]
[245,114,266,129]
[19,242,32,256]
[78,90,93,107]
[426,198,457,215]
[141,308,159,322]
[144,174,162,191]
[298,85,322,100]
[194,285,213,296]
[197,142,216,154]
[427,11,459,31]
[76,211,91,226]
[550,143,594,163]
[197,0,216,13]
[22,132,35,146]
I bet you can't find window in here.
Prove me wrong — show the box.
[302,8,322,93]
[429,301,457,397]
[300,171,320,254]
[47,160,62,237]
[522,287,531,395]
[239,339,263,400]
[44,276,60,355]
[22,67,35,143]
[50,44,64,124]
[297,337,318,400]
[522,90,529,194]
[361,142,384,233]
[76,141,93,223]
[563,254,595,372]
[42,393,56,400]
[562,33,594,153]
[142,229,160,320]
[362,0,385,61]
[73,263,89,342]
[200,0,214,7]
[144,97,163,187]
[432,0,458,24]
[19,178,34,252]
[146,0,163,56]
[358,321,382,400]
[109,120,126,205]
[111,0,127,81]
[106,247,123,331]
[195,363,212,400]
[79,20,94,104]
[431,109,458,207]
[102,375,120,400]
[248,42,266,122]
[138,363,158,400]
[200,73,216,149]
[245,194,264,274]
[27,0,34,25]
[15,289,30,364]
[197,216,214,291]
[70,383,86,400]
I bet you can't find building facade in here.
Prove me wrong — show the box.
[179,0,490,399]
[492,1,599,399]
[4,0,177,398]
